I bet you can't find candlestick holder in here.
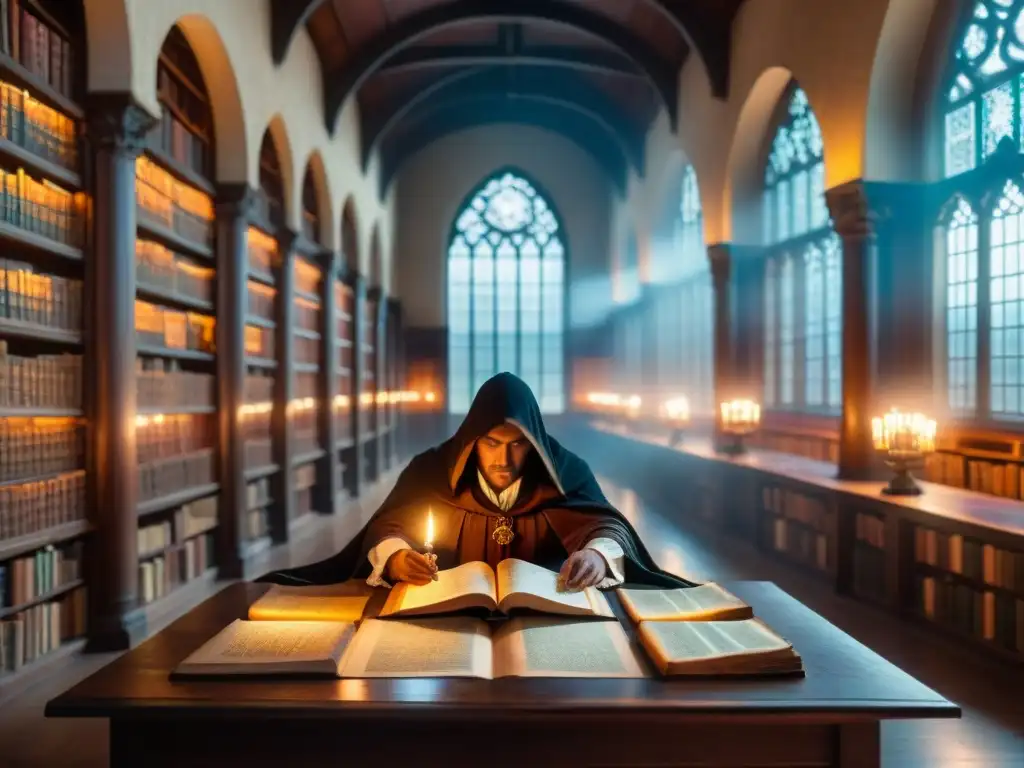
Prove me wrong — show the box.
[717,399,761,455]
[422,543,437,569]
[872,409,937,496]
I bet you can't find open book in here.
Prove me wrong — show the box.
[618,584,754,623]
[175,616,646,679]
[636,618,803,676]
[247,582,373,623]
[379,559,614,619]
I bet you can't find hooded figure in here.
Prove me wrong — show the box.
[258,373,695,590]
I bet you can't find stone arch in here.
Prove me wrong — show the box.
[341,196,360,272]
[722,66,797,243]
[83,0,133,94]
[301,150,336,250]
[260,115,297,229]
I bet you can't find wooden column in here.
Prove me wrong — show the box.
[707,243,733,445]
[729,245,765,396]
[85,94,156,652]
[213,184,256,577]
[270,230,297,536]
[389,299,405,463]
[350,272,366,497]
[826,180,881,480]
[316,249,340,514]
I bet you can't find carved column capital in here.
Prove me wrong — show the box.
[825,179,886,240]
[215,183,260,222]
[87,93,157,155]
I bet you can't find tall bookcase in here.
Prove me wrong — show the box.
[132,27,218,610]
[0,0,89,682]
[361,288,380,483]
[334,273,356,499]
[292,175,323,528]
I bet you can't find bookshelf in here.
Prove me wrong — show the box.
[291,252,323,527]
[382,300,399,470]
[362,288,380,483]
[0,0,89,682]
[759,483,834,578]
[132,27,217,610]
[334,273,356,499]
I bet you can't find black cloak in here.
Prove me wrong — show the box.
[257,373,696,589]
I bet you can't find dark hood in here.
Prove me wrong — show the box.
[443,372,565,495]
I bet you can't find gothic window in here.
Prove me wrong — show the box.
[447,169,565,414]
[940,2,1024,422]
[761,84,840,412]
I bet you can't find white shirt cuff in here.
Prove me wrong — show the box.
[366,537,411,588]
[585,537,625,588]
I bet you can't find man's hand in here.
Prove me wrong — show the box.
[385,549,438,586]
[558,549,607,591]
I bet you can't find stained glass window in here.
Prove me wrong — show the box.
[762,84,838,412]
[447,170,565,414]
[944,0,1024,177]
[990,181,1024,418]
[945,199,979,414]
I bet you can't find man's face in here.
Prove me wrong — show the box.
[475,423,532,491]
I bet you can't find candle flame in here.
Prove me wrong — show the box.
[425,509,434,548]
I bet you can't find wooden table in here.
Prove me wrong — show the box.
[46,581,959,768]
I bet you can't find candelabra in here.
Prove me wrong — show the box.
[871,409,937,496]
[718,399,761,455]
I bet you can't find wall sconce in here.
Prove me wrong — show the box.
[718,399,761,455]
[872,409,936,496]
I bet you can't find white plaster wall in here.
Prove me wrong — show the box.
[82,0,396,291]
[393,124,614,330]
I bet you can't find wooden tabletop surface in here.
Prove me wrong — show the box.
[45,581,960,722]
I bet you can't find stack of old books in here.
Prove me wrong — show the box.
[174,559,802,681]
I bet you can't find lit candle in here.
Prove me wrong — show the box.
[423,508,437,569]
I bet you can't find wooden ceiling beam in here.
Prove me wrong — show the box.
[322,0,679,133]
[269,0,327,65]
[376,44,643,78]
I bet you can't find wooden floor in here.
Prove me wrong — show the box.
[2,471,1023,767]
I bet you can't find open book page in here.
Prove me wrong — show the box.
[340,617,492,679]
[638,618,801,676]
[618,584,753,623]
[379,561,498,617]
[249,582,374,622]
[493,617,646,678]
[496,558,614,617]
[174,619,356,677]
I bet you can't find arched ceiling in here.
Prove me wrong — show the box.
[271,0,746,192]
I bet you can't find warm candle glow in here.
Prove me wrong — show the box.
[720,399,761,434]
[425,508,434,549]
[872,409,937,458]
[663,396,691,422]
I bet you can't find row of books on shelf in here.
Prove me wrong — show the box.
[138,448,215,504]
[295,372,317,400]
[0,540,80,609]
[245,437,272,469]
[136,359,214,410]
[294,430,319,459]
[924,451,1024,501]
[0,79,77,170]
[914,525,1024,595]
[247,227,277,276]
[135,156,213,245]
[137,239,213,304]
[0,165,83,246]
[138,495,217,558]
[244,374,273,402]
[855,512,885,548]
[294,258,320,296]
[0,344,80,409]
[762,485,830,532]
[0,415,81,482]
[764,513,829,573]
[244,324,273,358]
[248,281,274,319]
[292,464,316,521]
[1,587,85,677]
[914,574,1024,654]
[0,259,81,332]
[1,0,76,100]
[294,336,319,365]
[247,477,270,511]
[295,299,319,332]
[136,299,214,353]
[147,108,208,181]
[138,531,215,606]
[0,469,83,540]
[136,414,213,464]
[750,432,839,464]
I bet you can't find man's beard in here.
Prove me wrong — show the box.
[487,466,517,490]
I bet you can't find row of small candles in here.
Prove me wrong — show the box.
[584,391,939,496]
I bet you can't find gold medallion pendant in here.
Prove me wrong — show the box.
[492,517,515,545]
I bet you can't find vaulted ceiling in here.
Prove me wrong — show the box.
[270,0,746,194]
